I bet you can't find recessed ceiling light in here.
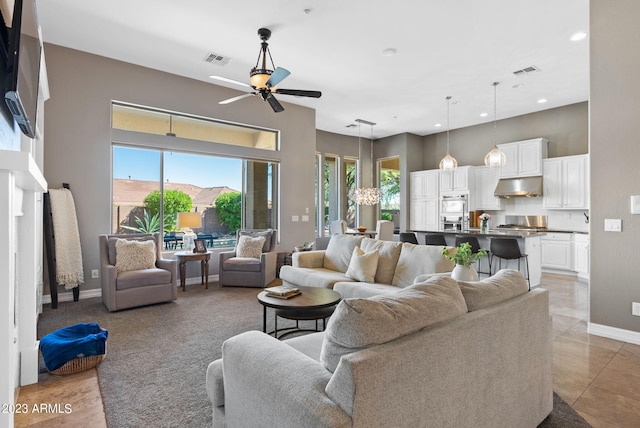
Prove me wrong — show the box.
[537,98,548,104]
[570,31,587,41]
[382,48,397,56]
[480,112,488,117]
[434,123,442,128]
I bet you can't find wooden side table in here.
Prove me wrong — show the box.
[174,251,212,291]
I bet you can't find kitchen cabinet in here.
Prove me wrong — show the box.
[472,166,503,210]
[410,198,439,231]
[543,154,589,210]
[541,232,574,272]
[410,170,439,199]
[574,233,590,279]
[440,166,473,194]
[498,138,548,178]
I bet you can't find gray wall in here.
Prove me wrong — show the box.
[590,0,640,333]
[423,102,588,169]
[43,44,317,292]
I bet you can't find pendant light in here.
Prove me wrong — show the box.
[351,119,381,205]
[439,96,458,171]
[484,82,506,168]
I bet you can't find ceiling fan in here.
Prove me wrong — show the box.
[217,28,322,113]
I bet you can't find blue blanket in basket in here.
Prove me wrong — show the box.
[40,323,108,371]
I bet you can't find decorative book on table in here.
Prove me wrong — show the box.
[266,286,301,298]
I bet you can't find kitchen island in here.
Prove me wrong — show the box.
[415,229,545,287]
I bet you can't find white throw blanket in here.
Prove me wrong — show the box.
[49,188,84,290]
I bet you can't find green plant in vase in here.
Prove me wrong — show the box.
[442,242,487,281]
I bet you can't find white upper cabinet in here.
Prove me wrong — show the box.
[497,138,549,178]
[472,166,503,210]
[440,166,473,194]
[410,170,439,199]
[543,154,589,210]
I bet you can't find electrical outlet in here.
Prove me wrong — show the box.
[632,302,640,317]
[91,269,99,279]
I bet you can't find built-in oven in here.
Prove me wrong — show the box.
[440,194,468,231]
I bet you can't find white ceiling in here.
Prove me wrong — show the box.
[35,0,589,139]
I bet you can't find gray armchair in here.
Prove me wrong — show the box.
[99,233,177,311]
[219,229,277,288]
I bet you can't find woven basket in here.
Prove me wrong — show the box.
[50,353,106,376]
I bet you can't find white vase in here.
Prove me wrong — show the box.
[452,264,479,281]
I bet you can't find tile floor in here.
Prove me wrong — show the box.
[14,273,640,427]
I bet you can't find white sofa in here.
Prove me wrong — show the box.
[206,270,553,427]
[279,234,455,298]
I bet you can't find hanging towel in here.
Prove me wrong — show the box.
[49,188,84,290]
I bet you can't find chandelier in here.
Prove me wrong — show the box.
[351,119,381,205]
[484,82,507,168]
[439,95,458,171]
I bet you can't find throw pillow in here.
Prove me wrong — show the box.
[320,276,468,372]
[238,229,274,252]
[457,269,529,311]
[236,235,266,259]
[115,239,157,273]
[107,235,155,266]
[324,234,364,273]
[345,246,379,283]
[360,238,402,284]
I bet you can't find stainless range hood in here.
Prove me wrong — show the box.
[494,176,543,198]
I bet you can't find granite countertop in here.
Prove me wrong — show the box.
[420,229,547,238]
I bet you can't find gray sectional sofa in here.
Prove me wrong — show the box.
[279,234,455,298]
[206,270,553,427]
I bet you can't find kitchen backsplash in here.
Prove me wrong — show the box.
[482,197,589,233]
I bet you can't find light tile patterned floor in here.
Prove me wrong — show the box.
[15,273,640,427]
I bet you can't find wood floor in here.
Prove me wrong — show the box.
[14,273,640,427]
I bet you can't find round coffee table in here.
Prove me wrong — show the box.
[257,286,341,339]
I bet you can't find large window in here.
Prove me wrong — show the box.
[316,153,358,235]
[378,156,400,229]
[111,104,278,250]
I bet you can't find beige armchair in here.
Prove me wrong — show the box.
[219,229,277,288]
[99,233,177,312]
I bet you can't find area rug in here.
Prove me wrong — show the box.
[38,284,590,427]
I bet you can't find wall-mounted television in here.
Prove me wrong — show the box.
[4,0,41,138]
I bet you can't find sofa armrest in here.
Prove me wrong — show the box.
[293,250,326,268]
[206,359,225,407]
[216,330,350,428]
[219,251,237,263]
[156,258,177,279]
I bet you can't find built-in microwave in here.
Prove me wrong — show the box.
[440,194,468,230]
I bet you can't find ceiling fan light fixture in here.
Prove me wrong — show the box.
[250,68,272,89]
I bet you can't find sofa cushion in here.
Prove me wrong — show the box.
[360,238,402,284]
[345,246,379,283]
[223,257,262,272]
[280,266,355,289]
[236,235,266,259]
[391,243,455,288]
[115,238,157,273]
[116,268,171,290]
[457,269,529,311]
[238,229,274,252]
[107,235,155,266]
[323,234,364,273]
[320,276,468,372]
[333,281,400,299]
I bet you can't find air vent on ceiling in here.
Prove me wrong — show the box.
[513,65,541,76]
[203,52,231,66]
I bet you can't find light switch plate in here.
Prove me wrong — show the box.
[292,215,299,222]
[604,218,622,232]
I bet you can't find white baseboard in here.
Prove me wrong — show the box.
[42,275,220,304]
[588,322,640,346]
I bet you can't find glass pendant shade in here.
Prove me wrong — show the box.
[484,145,506,168]
[439,96,457,171]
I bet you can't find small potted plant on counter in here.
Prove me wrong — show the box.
[442,242,487,281]
[479,213,490,233]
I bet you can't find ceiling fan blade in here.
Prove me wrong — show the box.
[265,93,285,112]
[210,75,252,89]
[266,67,291,88]
[275,89,322,98]
[218,92,256,105]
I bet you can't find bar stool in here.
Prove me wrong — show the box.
[489,238,530,289]
[425,234,447,246]
[455,235,490,275]
[399,232,419,244]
